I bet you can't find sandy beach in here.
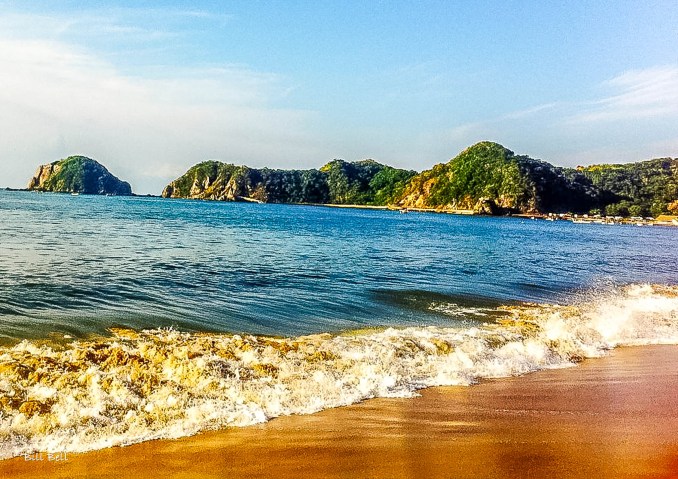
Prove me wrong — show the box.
[1,344,676,478]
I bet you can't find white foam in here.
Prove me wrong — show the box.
[428,302,493,318]
[0,283,676,459]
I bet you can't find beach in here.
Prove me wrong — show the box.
[2,193,677,477]
[1,344,676,479]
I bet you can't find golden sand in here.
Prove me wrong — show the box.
[1,345,676,479]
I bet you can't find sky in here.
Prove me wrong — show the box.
[0,1,677,194]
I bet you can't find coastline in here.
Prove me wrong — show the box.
[318,203,678,226]
[317,202,678,226]
[2,345,676,479]
[5,189,676,226]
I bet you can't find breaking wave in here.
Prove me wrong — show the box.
[1,284,677,459]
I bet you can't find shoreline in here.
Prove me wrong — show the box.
[316,203,678,225]
[4,190,677,226]
[2,344,676,478]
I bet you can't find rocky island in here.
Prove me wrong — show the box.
[27,156,132,196]
[163,142,678,217]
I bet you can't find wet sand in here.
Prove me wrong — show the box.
[2,345,677,479]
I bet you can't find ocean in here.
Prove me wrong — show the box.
[1,190,677,458]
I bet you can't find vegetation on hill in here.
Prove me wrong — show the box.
[397,142,599,214]
[27,156,132,195]
[163,142,677,217]
[162,159,415,206]
[576,159,678,217]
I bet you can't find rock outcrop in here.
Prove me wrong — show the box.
[27,156,132,195]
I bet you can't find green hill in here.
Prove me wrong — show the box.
[162,143,677,217]
[397,142,598,214]
[577,159,678,217]
[162,160,415,206]
[27,156,132,195]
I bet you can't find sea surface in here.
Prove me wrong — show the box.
[1,190,677,458]
[2,190,677,342]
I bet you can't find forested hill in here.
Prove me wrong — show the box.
[27,156,132,196]
[161,159,416,206]
[397,142,677,216]
[577,159,678,217]
[162,142,678,216]
[397,142,599,214]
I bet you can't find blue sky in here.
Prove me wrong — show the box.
[1,1,677,194]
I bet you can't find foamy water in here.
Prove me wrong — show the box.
[1,284,676,459]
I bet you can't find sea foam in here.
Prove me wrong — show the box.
[0,283,677,459]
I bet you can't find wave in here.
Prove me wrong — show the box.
[1,283,677,459]
[372,288,514,321]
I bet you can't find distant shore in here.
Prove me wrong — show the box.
[4,189,677,226]
[2,345,676,479]
[313,203,475,214]
[320,203,678,226]
[319,203,678,226]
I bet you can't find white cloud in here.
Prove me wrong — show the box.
[0,7,232,42]
[0,38,322,194]
[501,103,558,120]
[570,65,678,123]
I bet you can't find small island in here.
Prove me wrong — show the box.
[27,156,132,196]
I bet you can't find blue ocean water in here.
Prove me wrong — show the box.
[1,190,677,343]
[2,189,678,458]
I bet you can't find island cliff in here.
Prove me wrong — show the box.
[27,156,132,196]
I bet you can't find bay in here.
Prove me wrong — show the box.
[0,190,676,342]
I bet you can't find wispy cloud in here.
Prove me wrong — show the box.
[570,66,678,123]
[0,11,179,44]
[429,66,678,167]
[0,6,236,62]
[501,103,559,120]
[166,9,233,22]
